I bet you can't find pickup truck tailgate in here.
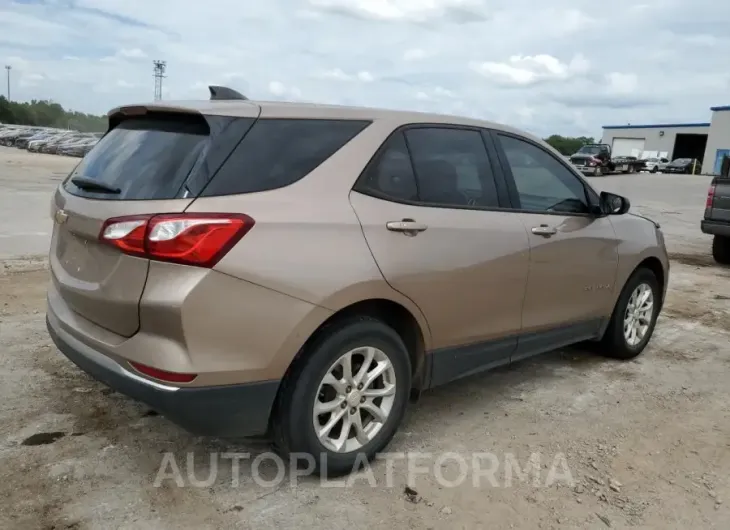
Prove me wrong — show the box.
[707,178,730,222]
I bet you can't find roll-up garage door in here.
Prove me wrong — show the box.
[611,137,646,158]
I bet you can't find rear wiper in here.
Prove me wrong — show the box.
[70,176,121,194]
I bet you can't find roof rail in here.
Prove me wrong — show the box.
[208,85,248,101]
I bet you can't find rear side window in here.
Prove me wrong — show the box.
[201,119,371,197]
[65,114,211,200]
[356,132,418,201]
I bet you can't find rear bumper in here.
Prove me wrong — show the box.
[46,312,280,438]
[701,220,730,237]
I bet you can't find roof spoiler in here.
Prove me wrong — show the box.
[209,85,248,101]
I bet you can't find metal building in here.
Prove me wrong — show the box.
[703,106,730,175]
[600,104,730,175]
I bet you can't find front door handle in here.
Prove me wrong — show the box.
[386,219,428,234]
[531,225,557,237]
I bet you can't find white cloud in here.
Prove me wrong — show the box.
[315,69,375,82]
[0,0,728,138]
[403,48,428,61]
[306,0,485,22]
[268,81,287,96]
[606,72,638,95]
[19,73,45,88]
[117,48,147,59]
[470,54,591,86]
[268,81,302,99]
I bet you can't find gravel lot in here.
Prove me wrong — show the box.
[1,146,729,530]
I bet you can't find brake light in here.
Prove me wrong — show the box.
[100,213,254,267]
[706,183,716,208]
[129,361,197,383]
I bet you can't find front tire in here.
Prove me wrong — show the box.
[597,268,660,360]
[713,235,730,265]
[272,317,411,477]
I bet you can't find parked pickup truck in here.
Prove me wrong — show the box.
[701,176,730,264]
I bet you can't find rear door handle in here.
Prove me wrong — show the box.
[531,225,557,237]
[386,219,428,233]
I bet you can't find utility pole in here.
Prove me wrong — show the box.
[153,60,166,101]
[4,65,10,101]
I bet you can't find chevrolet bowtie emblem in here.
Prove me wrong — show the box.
[54,209,69,224]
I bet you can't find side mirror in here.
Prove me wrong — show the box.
[599,191,630,215]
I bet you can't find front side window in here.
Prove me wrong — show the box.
[497,134,590,214]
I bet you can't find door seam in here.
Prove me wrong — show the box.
[347,190,434,342]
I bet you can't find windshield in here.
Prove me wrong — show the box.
[578,146,601,154]
[673,158,691,164]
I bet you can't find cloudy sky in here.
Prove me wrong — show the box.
[2,0,729,137]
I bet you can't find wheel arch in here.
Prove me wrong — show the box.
[267,296,432,436]
[635,256,666,309]
[284,297,431,390]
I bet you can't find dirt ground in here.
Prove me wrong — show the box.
[1,147,729,530]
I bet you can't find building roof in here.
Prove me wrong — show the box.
[710,105,730,112]
[602,122,710,130]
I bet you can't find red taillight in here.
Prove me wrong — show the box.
[100,213,254,267]
[129,361,197,383]
[706,183,716,208]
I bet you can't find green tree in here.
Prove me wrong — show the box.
[544,135,596,156]
[0,96,107,132]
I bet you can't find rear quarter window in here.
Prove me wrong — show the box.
[200,119,371,197]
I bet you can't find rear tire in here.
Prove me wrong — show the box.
[712,235,730,265]
[651,166,658,173]
[596,268,660,360]
[272,317,411,477]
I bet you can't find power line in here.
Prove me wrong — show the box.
[153,60,167,101]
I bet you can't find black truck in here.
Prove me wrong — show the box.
[569,144,645,176]
[701,175,730,264]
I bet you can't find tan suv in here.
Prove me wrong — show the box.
[46,86,669,476]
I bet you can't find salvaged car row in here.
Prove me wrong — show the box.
[0,124,100,157]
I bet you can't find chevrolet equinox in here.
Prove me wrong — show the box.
[46,86,669,476]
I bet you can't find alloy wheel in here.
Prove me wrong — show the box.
[312,346,397,453]
[623,283,654,347]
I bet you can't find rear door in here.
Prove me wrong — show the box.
[49,107,258,336]
[350,125,530,385]
[490,131,618,355]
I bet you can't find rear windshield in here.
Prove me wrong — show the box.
[64,114,210,200]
